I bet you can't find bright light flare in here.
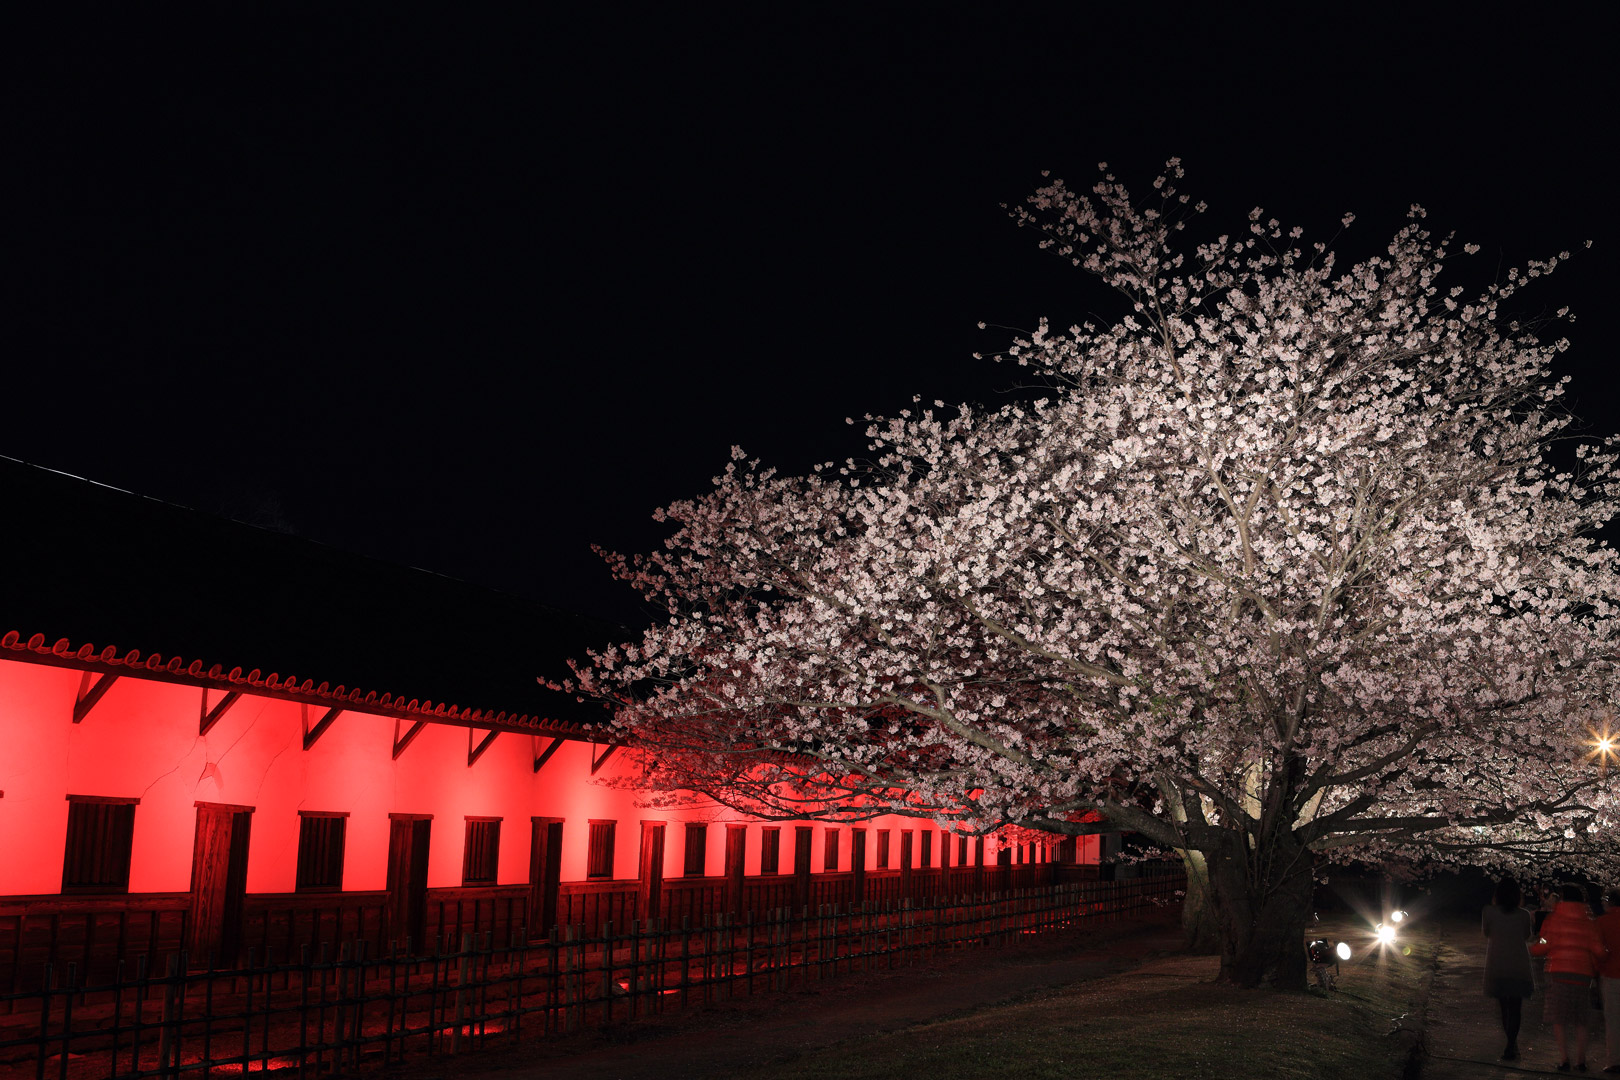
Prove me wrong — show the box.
[1376,923,1397,946]
[1335,941,1352,961]
[1389,909,1407,924]
[1585,714,1619,774]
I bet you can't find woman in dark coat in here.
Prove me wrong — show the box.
[1484,877,1537,1061]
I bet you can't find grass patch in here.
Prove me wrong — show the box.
[734,919,1434,1080]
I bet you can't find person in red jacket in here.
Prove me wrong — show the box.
[1533,883,1609,1072]
[1596,887,1620,1074]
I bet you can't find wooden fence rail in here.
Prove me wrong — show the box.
[0,876,1181,1079]
[3,865,1114,995]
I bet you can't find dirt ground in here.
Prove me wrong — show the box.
[382,909,1185,1080]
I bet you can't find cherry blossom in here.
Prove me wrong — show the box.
[566,161,1617,988]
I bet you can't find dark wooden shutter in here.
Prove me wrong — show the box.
[683,823,707,876]
[823,828,840,871]
[920,830,932,869]
[759,828,780,874]
[62,797,137,893]
[462,818,501,885]
[792,827,813,909]
[958,835,969,866]
[876,830,890,869]
[295,814,347,891]
[587,821,616,879]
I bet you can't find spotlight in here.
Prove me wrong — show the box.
[1376,923,1397,945]
[1307,939,1343,991]
[1390,910,1407,924]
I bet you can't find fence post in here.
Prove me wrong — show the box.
[156,953,180,1079]
[679,916,692,1009]
[602,921,615,1022]
[451,932,472,1054]
[628,919,641,1018]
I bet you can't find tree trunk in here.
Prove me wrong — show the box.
[1203,834,1314,989]
[1178,849,1221,954]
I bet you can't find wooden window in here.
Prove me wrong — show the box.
[823,828,840,872]
[958,834,969,866]
[587,820,616,879]
[876,829,890,869]
[920,830,932,869]
[462,818,501,885]
[62,796,138,893]
[683,823,707,876]
[760,827,780,874]
[296,812,348,891]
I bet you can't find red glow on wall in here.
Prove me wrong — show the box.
[0,655,1092,903]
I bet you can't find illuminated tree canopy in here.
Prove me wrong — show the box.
[566,161,1619,988]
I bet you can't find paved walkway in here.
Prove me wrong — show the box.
[1421,919,1618,1078]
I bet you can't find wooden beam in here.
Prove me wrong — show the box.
[199,690,243,737]
[392,718,429,760]
[467,729,499,768]
[590,742,623,775]
[72,672,120,724]
[532,736,564,774]
[302,706,343,750]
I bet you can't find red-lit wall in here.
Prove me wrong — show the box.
[0,657,1087,897]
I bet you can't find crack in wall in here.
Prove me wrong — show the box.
[141,733,201,801]
[210,698,269,768]
[252,734,296,803]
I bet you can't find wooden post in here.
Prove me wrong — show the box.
[451,932,471,1053]
[723,825,747,915]
[156,953,180,1077]
[899,831,913,900]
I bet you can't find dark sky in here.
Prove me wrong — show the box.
[5,9,1614,628]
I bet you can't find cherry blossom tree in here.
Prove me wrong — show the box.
[568,161,1620,988]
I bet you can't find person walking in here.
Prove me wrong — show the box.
[1485,877,1538,1061]
[1540,884,1561,936]
[1597,887,1620,1073]
[1533,882,1609,1072]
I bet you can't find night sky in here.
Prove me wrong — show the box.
[6,9,1614,629]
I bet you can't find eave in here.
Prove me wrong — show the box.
[2,630,601,740]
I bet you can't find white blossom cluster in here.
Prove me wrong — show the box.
[567,161,1619,884]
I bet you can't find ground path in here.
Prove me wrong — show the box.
[1419,918,1617,1078]
[383,906,1620,1080]
[385,910,1187,1080]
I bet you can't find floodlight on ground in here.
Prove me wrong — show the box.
[1307,939,1343,991]
[1376,922,1397,945]
[1389,909,1407,924]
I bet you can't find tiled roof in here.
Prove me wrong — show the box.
[0,457,620,736]
[0,629,587,733]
